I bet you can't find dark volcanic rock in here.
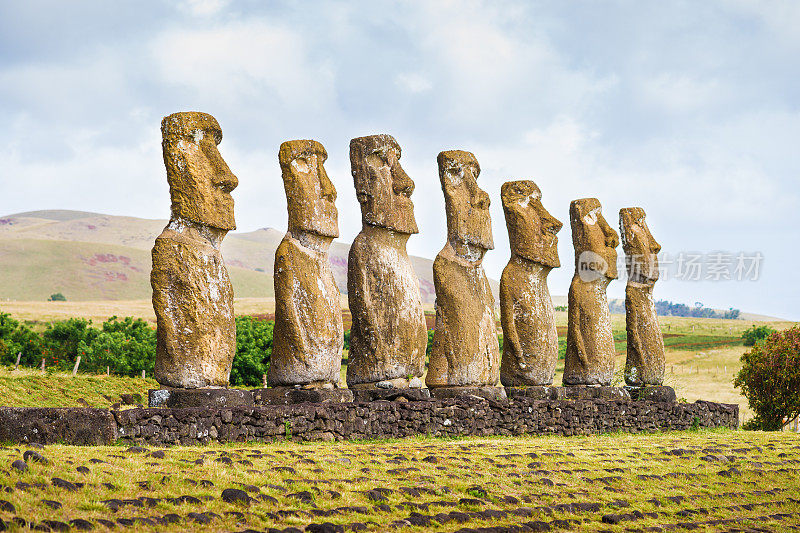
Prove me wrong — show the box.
[221,488,251,505]
[11,460,27,473]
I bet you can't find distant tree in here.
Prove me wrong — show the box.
[48,292,66,301]
[742,325,777,347]
[734,326,800,431]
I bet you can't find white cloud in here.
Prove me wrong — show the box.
[395,72,432,94]
[179,0,231,17]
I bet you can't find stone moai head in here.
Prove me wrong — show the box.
[570,198,619,280]
[279,139,339,238]
[620,207,661,284]
[438,150,494,253]
[350,134,418,234]
[161,112,238,231]
[501,180,563,268]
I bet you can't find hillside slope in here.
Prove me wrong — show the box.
[0,210,465,303]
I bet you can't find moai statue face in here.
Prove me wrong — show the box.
[438,150,494,253]
[162,112,238,231]
[501,180,563,268]
[570,198,619,280]
[350,134,418,234]
[620,207,661,284]
[279,140,339,238]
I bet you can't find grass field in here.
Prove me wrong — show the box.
[0,431,798,531]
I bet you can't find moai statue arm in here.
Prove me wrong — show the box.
[346,241,386,359]
[274,243,309,356]
[567,287,589,369]
[499,273,524,367]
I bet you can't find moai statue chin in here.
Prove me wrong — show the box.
[620,207,665,386]
[563,198,619,386]
[499,180,563,387]
[426,150,499,388]
[346,135,427,389]
[268,139,344,389]
[152,111,238,389]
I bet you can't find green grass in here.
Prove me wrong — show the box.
[0,369,156,408]
[0,431,798,531]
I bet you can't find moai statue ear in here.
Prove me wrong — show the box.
[152,112,238,391]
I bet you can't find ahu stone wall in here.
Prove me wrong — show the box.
[0,398,738,446]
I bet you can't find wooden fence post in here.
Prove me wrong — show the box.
[72,356,81,376]
[40,358,45,374]
[106,366,110,376]
[14,352,21,370]
[141,369,146,379]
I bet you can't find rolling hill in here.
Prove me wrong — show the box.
[0,210,462,303]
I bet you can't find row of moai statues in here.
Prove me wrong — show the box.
[151,112,665,399]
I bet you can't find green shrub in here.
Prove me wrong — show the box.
[48,292,67,301]
[0,313,42,367]
[734,325,800,430]
[40,318,99,370]
[230,316,273,387]
[78,316,156,376]
[742,325,776,347]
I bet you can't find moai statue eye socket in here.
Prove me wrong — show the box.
[350,134,418,234]
[279,140,339,239]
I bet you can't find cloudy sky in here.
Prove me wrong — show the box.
[1,0,798,320]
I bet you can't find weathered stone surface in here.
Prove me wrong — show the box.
[427,150,499,389]
[499,180,563,387]
[0,399,738,445]
[148,388,253,409]
[0,408,116,445]
[346,135,427,387]
[269,140,344,388]
[350,388,431,403]
[563,198,619,386]
[628,386,676,403]
[152,111,238,389]
[252,388,353,405]
[620,207,665,386]
[562,386,630,400]
[504,386,565,401]
[429,387,507,401]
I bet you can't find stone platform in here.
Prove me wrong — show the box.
[429,386,507,401]
[252,387,353,405]
[0,396,738,446]
[148,388,254,408]
[504,386,565,400]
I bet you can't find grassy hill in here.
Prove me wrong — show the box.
[0,210,453,303]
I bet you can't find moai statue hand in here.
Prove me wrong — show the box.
[499,180,563,386]
[426,150,499,388]
[152,112,238,388]
[268,140,344,389]
[346,135,427,389]
[563,198,619,386]
[620,207,665,386]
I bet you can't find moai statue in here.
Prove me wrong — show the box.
[152,112,238,389]
[499,180,563,387]
[346,135,427,390]
[620,207,665,387]
[563,198,619,387]
[426,150,500,394]
[268,140,344,389]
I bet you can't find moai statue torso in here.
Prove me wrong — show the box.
[152,112,238,389]
[499,181,563,386]
[268,140,344,388]
[426,151,499,388]
[346,135,427,388]
[563,198,619,386]
[620,207,665,386]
